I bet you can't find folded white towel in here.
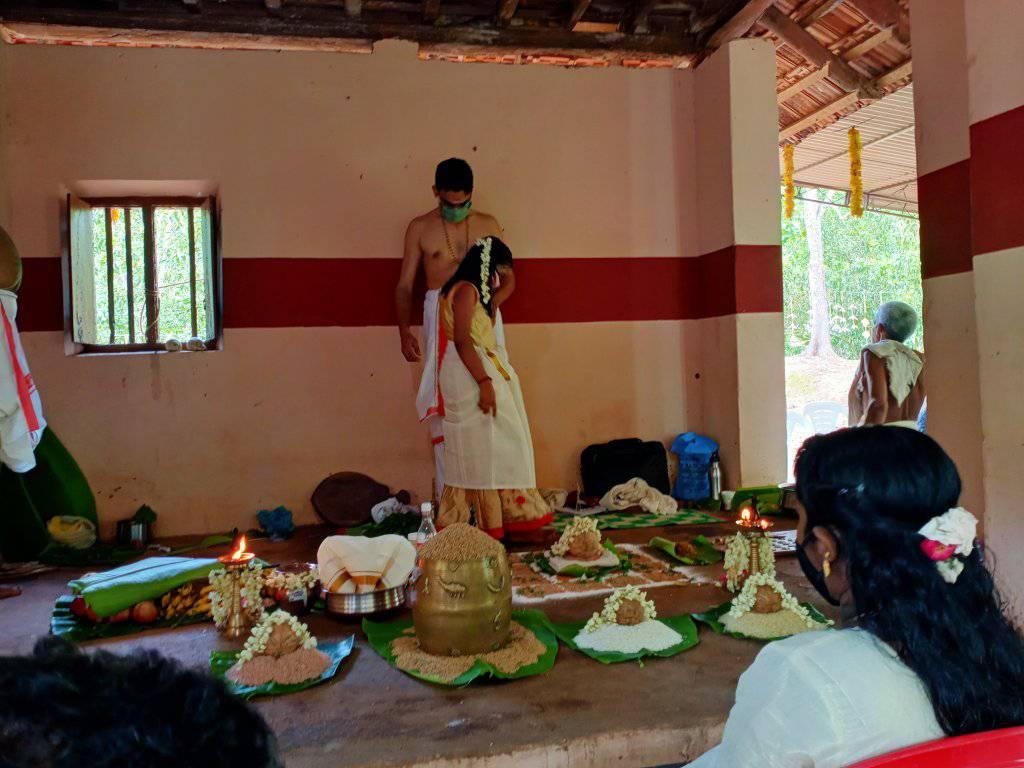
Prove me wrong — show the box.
[317,535,416,594]
[601,478,677,517]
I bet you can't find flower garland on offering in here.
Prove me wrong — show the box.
[727,572,815,626]
[264,566,319,595]
[783,143,796,220]
[582,585,657,633]
[848,127,864,217]
[209,561,265,629]
[723,533,775,592]
[550,516,600,557]
[478,237,492,305]
[237,610,317,664]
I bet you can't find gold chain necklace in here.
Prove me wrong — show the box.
[442,214,470,264]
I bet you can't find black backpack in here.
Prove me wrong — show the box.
[580,438,670,499]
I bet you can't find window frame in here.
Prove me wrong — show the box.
[65,194,222,355]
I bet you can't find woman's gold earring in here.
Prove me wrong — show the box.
[823,555,832,579]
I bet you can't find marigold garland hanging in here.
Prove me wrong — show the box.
[848,127,864,218]
[782,144,796,220]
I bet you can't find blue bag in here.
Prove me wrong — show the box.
[670,433,719,501]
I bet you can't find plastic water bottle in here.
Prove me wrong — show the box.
[415,502,437,542]
[709,451,722,501]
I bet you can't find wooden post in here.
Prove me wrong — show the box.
[188,206,198,339]
[124,208,135,343]
[143,206,158,345]
[104,207,115,344]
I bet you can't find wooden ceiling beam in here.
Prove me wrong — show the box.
[705,0,776,50]
[840,27,892,61]
[497,0,519,27]
[345,0,362,17]
[0,6,699,58]
[625,0,658,34]
[794,0,844,26]
[761,6,882,98]
[777,63,829,102]
[566,0,592,29]
[264,0,283,16]
[423,0,441,22]
[845,0,910,44]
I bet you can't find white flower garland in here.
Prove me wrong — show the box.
[583,585,657,633]
[237,610,318,664]
[478,237,492,305]
[209,562,265,629]
[723,533,775,592]
[264,566,319,594]
[550,516,600,557]
[727,571,826,629]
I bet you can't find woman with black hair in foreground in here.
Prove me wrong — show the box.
[690,426,1024,767]
[0,637,281,768]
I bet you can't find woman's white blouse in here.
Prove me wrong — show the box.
[688,628,944,768]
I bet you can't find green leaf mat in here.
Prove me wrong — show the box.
[362,609,558,687]
[210,636,355,700]
[648,535,723,565]
[549,614,699,665]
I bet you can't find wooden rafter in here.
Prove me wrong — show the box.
[566,0,592,29]
[777,63,829,103]
[345,0,363,18]
[264,0,283,15]
[705,0,776,50]
[625,0,658,34]
[840,28,892,61]
[874,59,911,88]
[0,5,699,59]
[845,0,908,43]
[794,0,844,26]
[761,6,882,98]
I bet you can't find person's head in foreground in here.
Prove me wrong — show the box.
[0,637,281,768]
[871,300,917,345]
[795,426,1024,736]
[442,236,513,316]
[434,158,474,223]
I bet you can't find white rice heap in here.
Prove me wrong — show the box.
[721,571,830,639]
[574,586,683,653]
[550,516,600,557]
[723,532,775,592]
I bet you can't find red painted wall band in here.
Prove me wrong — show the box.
[918,160,974,279]
[17,245,782,332]
[970,103,1024,257]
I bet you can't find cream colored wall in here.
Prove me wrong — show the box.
[963,0,1024,125]
[2,39,724,536]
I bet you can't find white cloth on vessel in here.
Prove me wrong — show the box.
[317,535,416,594]
[0,289,45,473]
[687,628,942,768]
[600,478,677,516]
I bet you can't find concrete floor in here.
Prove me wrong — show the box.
[0,522,832,768]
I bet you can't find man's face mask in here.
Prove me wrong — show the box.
[796,534,840,606]
[439,196,472,223]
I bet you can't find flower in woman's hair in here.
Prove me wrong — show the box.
[936,557,965,584]
[920,539,956,561]
[919,507,978,557]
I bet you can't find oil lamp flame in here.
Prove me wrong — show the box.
[220,535,253,564]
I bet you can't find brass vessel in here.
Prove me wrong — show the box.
[412,553,512,656]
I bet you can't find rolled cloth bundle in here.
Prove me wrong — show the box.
[601,478,678,516]
[317,535,416,594]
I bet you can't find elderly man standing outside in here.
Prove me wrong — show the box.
[849,301,925,428]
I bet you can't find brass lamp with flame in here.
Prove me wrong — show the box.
[217,536,257,640]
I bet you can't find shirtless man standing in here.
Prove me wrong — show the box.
[395,158,507,494]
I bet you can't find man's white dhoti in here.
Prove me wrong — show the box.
[416,287,504,492]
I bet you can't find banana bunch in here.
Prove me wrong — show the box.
[161,582,213,619]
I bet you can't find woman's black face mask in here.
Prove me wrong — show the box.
[797,534,840,606]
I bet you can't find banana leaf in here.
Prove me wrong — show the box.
[50,595,210,642]
[549,614,699,665]
[648,535,723,565]
[362,609,558,687]
[210,636,355,700]
[692,600,831,642]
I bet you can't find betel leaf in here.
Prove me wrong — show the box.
[648,535,723,566]
[549,614,699,665]
[210,636,355,700]
[692,599,832,643]
[362,609,558,687]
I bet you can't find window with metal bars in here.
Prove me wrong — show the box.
[66,195,220,352]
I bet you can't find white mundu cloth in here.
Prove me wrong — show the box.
[687,628,942,768]
[0,289,45,473]
[415,288,505,489]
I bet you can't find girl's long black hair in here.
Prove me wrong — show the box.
[441,236,513,317]
[795,426,1024,737]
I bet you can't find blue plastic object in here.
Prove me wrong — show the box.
[257,505,295,541]
[670,433,719,500]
